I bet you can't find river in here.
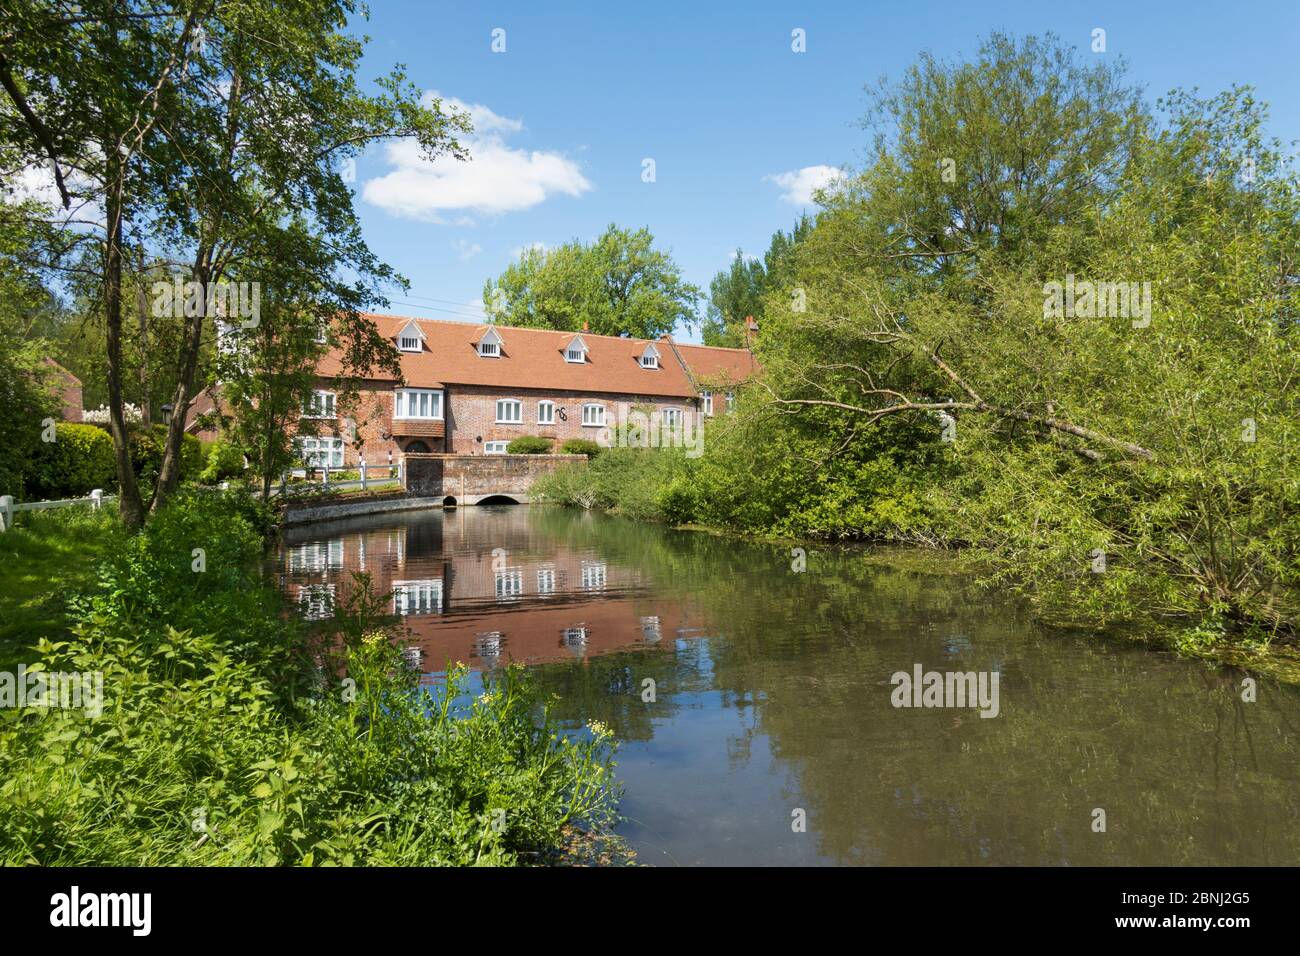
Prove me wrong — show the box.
[276,504,1300,866]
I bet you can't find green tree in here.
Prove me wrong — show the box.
[0,0,468,527]
[701,215,812,347]
[484,224,700,338]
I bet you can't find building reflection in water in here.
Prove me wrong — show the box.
[280,507,692,671]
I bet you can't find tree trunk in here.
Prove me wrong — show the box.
[134,249,151,425]
[104,165,145,531]
[150,264,209,512]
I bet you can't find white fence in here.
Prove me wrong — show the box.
[0,460,406,531]
[271,459,403,497]
[0,489,114,532]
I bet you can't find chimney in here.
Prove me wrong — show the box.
[743,315,758,347]
[582,320,590,333]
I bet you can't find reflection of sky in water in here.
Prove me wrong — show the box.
[278,507,1300,867]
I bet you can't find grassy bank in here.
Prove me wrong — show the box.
[0,507,122,672]
[0,494,620,865]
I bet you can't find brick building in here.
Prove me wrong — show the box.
[42,358,83,423]
[287,314,756,467]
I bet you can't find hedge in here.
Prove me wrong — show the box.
[24,423,202,501]
[506,436,554,454]
[24,423,117,500]
[558,438,602,457]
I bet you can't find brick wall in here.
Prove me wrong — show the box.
[445,384,700,454]
[286,379,710,465]
[405,453,587,497]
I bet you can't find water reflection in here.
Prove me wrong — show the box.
[277,506,1300,866]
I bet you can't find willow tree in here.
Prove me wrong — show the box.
[744,34,1299,633]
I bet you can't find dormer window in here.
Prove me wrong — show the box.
[396,320,423,353]
[478,326,503,357]
[564,335,588,364]
[639,343,661,369]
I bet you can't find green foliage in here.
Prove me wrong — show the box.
[25,423,117,500]
[0,505,121,671]
[484,224,701,338]
[702,216,812,347]
[0,493,620,865]
[535,446,700,524]
[127,425,202,489]
[199,438,246,483]
[0,341,59,498]
[558,438,603,457]
[538,36,1300,648]
[506,436,554,455]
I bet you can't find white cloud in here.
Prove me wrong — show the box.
[363,92,591,221]
[765,165,844,206]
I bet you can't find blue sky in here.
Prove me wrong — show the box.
[347,0,1299,342]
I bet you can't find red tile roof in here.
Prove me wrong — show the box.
[671,342,758,388]
[318,314,756,398]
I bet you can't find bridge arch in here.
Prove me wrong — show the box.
[476,494,521,505]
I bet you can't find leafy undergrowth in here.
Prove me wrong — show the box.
[0,491,622,865]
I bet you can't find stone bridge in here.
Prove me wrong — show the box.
[402,453,586,505]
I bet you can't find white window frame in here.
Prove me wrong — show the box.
[537,567,556,595]
[581,403,606,427]
[640,354,659,368]
[564,335,588,364]
[484,441,509,455]
[302,390,336,419]
[393,579,443,616]
[298,583,336,621]
[662,407,682,429]
[725,391,735,413]
[495,399,523,424]
[394,388,444,420]
[288,539,344,573]
[700,390,713,416]
[297,436,344,468]
[537,400,555,425]
[478,327,504,357]
[314,322,329,345]
[495,568,523,601]
[399,334,421,352]
[580,561,607,590]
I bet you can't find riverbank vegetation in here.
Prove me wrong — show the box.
[0,495,620,865]
[537,34,1300,664]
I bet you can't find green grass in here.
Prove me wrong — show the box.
[0,507,121,671]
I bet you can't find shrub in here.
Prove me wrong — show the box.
[507,436,553,454]
[128,425,203,489]
[199,438,246,483]
[559,438,602,457]
[0,493,621,865]
[24,422,117,500]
